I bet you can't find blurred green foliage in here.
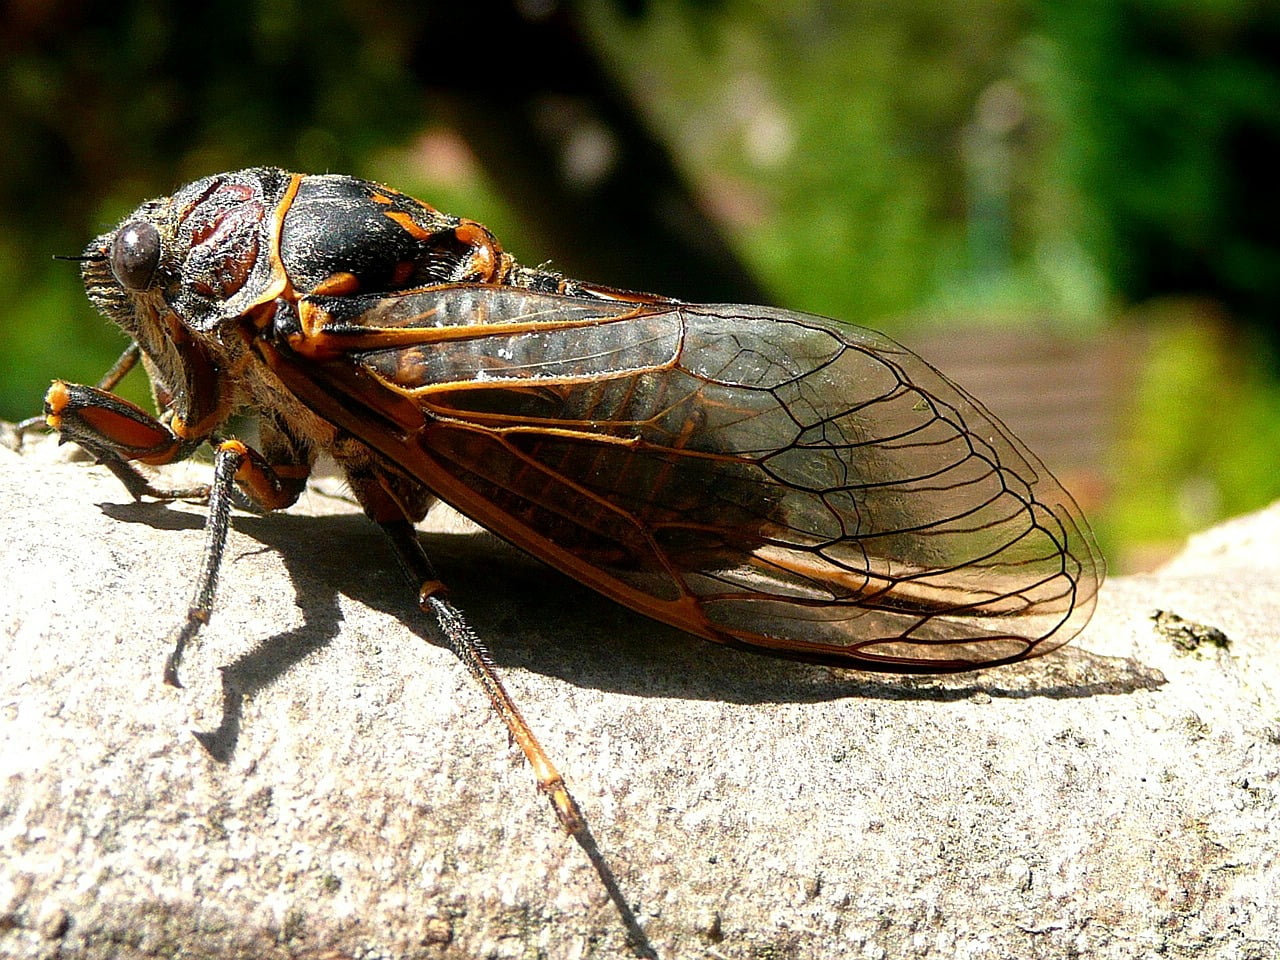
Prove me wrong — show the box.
[1110,303,1280,558]
[1,0,1277,569]
[1040,0,1280,563]
[1042,0,1280,333]
[587,0,1075,323]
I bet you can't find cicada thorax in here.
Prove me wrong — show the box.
[277,175,516,296]
[86,169,518,336]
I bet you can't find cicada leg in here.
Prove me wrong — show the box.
[377,517,587,836]
[375,517,655,954]
[43,379,210,501]
[163,438,312,687]
[13,344,144,445]
[90,341,144,393]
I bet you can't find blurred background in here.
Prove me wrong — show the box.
[2,0,1277,573]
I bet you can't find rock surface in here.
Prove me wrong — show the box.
[1,432,1277,959]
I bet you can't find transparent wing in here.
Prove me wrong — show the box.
[267,284,1103,672]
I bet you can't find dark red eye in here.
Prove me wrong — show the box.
[110,221,161,291]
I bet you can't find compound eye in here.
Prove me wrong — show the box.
[110,221,161,291]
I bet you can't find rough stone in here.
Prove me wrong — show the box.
[1,433,1276,959]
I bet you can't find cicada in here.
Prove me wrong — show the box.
[43,168,1103,833]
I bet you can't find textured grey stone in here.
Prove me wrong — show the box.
[1,432,1277,959]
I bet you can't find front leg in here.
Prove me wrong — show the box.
[42,377,316,684]
[43,379,208,501]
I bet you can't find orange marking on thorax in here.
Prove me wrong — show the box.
[454,219,501,281]
[259,174,304,305]
[372,189,439,215]
[311,271,361,296]
[385,210,433,242]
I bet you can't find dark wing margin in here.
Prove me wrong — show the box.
[262,284,1104,673]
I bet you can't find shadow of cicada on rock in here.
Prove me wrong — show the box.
[99,496,1161,766]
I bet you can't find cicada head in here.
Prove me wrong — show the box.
[82,168,297,342]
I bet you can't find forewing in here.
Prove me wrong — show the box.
[268,285,1103,672]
